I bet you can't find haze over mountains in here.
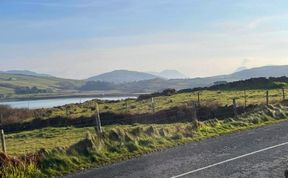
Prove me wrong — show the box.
[0,65,288,98]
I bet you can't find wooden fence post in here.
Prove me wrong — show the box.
[266,90,269,106]
[192,102,198,121]
[0,130,6,153]
[65,107,69,118]
[233,98,237,118]
[125,100,128,113]
[94,103,102,136]
[186,102,198,122]
[244,90,247,109]
[0,114,6,153]
[282,88,286,101]
[151,97,155,113]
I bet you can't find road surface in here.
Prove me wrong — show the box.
[67,121,288,178]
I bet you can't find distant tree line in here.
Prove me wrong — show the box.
[14,86,53,94]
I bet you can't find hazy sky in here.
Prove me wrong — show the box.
[1,0,288,79]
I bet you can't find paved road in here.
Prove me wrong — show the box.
[67,122,288,178]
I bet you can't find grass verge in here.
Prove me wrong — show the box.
[3,103,288,177]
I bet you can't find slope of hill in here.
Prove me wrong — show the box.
[87,70,160,83]
[152,70,186,79]
[1,65,288,98]
[115,65,288,93]
[230,65,288,79]
[178,77,288,93]
[0,73,84,96]
[1,70,53,77]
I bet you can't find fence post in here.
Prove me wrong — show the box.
[0,130,6,154]
[244,90,247,109]
[94,103,102,136]
[65,107,69,118]
[151,97,155,113]
[125,100,128,113]
[282,88,286,101]
[186,102,198,122]
[266,90,269,106]
[233,98,237,118]
[192,102,198,120]
[0,114,6,153]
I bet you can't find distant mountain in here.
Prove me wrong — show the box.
[115,65,288,93]
[2,70,53,77]
[2,65,288,98]
[151,70,186,79]
[87,70,160,83]
[230,65,288,79]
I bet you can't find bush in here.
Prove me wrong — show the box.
[0,105,33,125]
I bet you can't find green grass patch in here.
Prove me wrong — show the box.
[36,88,287,120]
[3,104,288,177]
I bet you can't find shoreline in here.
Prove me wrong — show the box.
[0,93,139,102]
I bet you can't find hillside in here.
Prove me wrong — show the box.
[0,73,84,96]
[1,65,288,98]
[230,65,288,79]
[1,70,53,77]
[150,70,187,79]
[87,70,160,83]
[116,65,288,92]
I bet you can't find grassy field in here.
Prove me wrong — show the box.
[35,88,287,120]
[3,103,288,176]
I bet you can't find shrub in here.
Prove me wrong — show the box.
[0,105,33,125]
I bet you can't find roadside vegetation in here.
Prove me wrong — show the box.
[4,87,286,124]
[2,103,288,177]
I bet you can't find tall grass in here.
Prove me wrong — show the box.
[0,154,43,177]
[3,103,288,176]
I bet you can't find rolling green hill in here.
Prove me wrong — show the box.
[1,65,288,99]
[0,73,84,96]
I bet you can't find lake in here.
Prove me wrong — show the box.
[0,96,136,109]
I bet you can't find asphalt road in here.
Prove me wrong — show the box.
[67,121,288,178]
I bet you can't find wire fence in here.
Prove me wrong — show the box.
[0,88,287,155]
[1,89,286,131]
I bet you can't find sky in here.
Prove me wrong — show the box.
[1,0,288,79]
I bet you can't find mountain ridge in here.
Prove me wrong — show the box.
[87,70,161,83]
[1,70,53,77]
[1,65,288,98]
[150,70,186,79]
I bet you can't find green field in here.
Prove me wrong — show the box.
[35,88,286,120]
[3,103,288,177]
